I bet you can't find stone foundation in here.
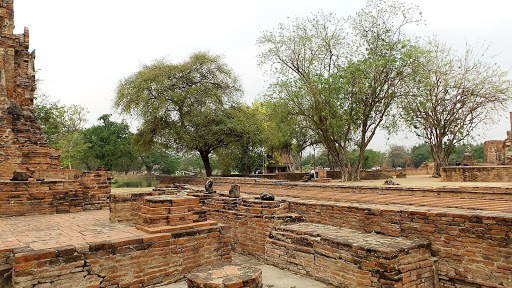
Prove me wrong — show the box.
[9,229,230,288]
[267,223,435,287]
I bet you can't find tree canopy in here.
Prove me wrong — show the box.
[115,52,256,176]
[257,0,422,180]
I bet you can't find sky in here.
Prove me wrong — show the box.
[13,0,512,152]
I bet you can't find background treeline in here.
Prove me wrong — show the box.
[35,0,511,179]
[34,94,485,176]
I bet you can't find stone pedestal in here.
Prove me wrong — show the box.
[187,263,262,288]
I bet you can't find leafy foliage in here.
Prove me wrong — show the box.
[258,0,422,180]
[410,144,431,168]
[386,145,410,169]
[115,52,255,176]
[81,114,136,173]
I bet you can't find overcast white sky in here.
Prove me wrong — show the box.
[13,0,512,152]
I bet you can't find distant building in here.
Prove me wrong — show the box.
[483,112,512,165]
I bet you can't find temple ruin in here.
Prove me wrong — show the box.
[484,112,512,165]
[0,0,111,216]
[1,1,511,287]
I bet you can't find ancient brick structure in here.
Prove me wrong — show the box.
[484,112,512,165]
[0,0,60,179]
[0,0,111,216]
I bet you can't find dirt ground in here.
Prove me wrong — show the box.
[331,174,512,188]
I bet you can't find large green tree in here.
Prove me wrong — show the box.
[115,52,250,176]
[402,40,512,176]
[410,143,431,168]
[257,0,422,180]
[82,114,136,172]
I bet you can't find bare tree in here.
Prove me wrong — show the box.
[257,0,422,180]
[402,40,512,176]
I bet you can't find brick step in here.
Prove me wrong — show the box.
[266,222,436,288]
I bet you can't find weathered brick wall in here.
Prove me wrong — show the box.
[442,166,512,182]
[0,170,111,217]
[0,180,84,217]
[266,223,435,287]
[204,196,291,260]
[80,170,111,210]
[10,228,230,287]
[288,200,512,288]
[0,0,61,180]
[110,188,181,223]
[166,176,512,200]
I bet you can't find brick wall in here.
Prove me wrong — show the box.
[164,176,512,201]
[110,188,181,223]
[204,196,292,260]
[288,200,512,288]
[442,166,512,182]
[0,170,111,217]
[266,223,435,287]
[0,180,84,217]
[81,170,111,210]
[10,227,230,287]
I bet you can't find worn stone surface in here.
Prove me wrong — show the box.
[187,263,262,288]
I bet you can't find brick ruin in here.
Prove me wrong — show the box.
[0,0,111,215]
[107,178,512,288]
[484,112,512,165]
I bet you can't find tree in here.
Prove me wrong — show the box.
[82,114,136,172]
[115,52,250,177]
[402,40,512,176]
[386,145,410,169]
[410,143,431,168]
[258,0,422,180]
[34,95,89,169]
[261,100,316,172]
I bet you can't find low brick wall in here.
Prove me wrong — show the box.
[9,227,230,287]
[0,180,84,217]
[204,196,293,260]
[442,166,512,182]
[110,188,182,223]
[81,170,112,210]
[267,223,435,287]
[0,170,111,217]
[288,200,512,288]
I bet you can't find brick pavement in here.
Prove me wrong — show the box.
[0,210,145,252]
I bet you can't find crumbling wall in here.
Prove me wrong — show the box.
[10,229,230,287]
[288,200,512,288]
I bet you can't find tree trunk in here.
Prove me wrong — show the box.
[199,150,213,177]
[145,165,153,174]
[430,142,447,177]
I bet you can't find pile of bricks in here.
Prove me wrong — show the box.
[136,195,218,235]
[266,222,435,287]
